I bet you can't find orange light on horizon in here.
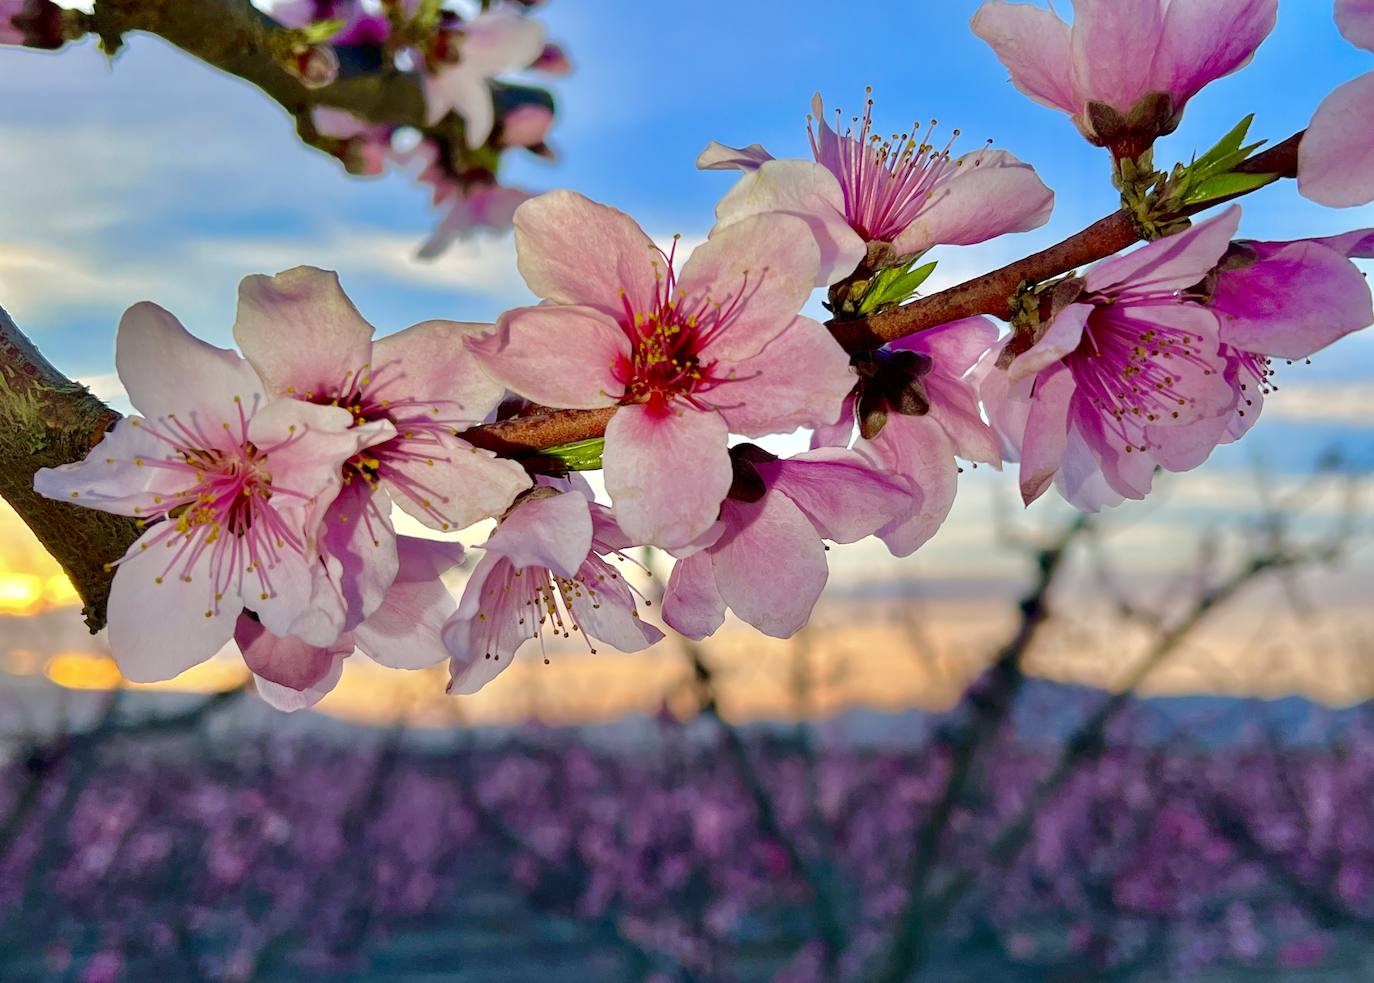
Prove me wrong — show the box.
[45,651,124,690]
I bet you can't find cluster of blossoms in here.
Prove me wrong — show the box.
[31,0,1374,708]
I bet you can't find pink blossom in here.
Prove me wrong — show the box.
[236,536,465,711]
[1,0,62,48]
[702,93,1053,285]
[499,103,554,148]
[662,445,910,640]
[1298,1,1374,207]
[470,190,853,549]
[423,9,546,148]
[813,317,1002,556]
[231,266,530,627]
[972,0,1277,157]
[34,303,391,682]
[418,184,535,259]
[1208,229,1374,438]
[443,482,663,694]
[311,107,392,176]
[981,208,1242,510]
[531,41,571,76]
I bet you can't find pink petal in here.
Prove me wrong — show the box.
[419,185,534,259]
[106,539,241,683]
[976,348,1035,464]
[385,438,530,532]
[1086,206,1242,295]
[1008,303,1093,383]
[711,159,866,286]
[513,190,661,313]
[1099,303,1233,428]
[891,316,1001,376]
[568,556,664,652]
[482,489,593,578]
[115,302,263,426]
[444,554,531,694]
[708,493,828,639]
[33,418,185,517]
[697,140,776,171]
[353,536,463,671]
[862,415,959,556]
[1337,0,1374,52]
[970,1,1079,114]
[1299,72,1374,208]
[320,480,397,632]
[755,447,911,544]
[1213,239,1374,358]
[1154,0,1277,105]
[810,392,857,450]
[458,9,545,76]
[235,615,351,690]
[470,304,628,408]
[1018,363,1075,505]
[662,553,726,640]
[889,150,1055,257]
[679,213,822,363]
[395,535,466,582]
[253,657,345,712]
[603,404,732,549]
[245,549,346,647]
[1057,418,1127,510]
[718,316,855,437]
[233,266,375,399]
[373,319,507,425]
[1068,0,1164,113]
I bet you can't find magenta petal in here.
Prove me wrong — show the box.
[662,553,726,640]
[33,418,185,517]
[711,159,866,286]
[680,213,821,363]
[471,305,628,409]
[115,302,263,426]
[395,535,465,582]
[756,447,910,544]
[513,190,661,313]
[1299,72,1374,208]
[719,317,855,437]
[568,557,664,652]
[106,540,241,683]
[1087,206,1241,295]
[697,140,776,171]
[235,615,350,691]
[889,150,1055,257]
[970,1,1079,114]
[1154,0,1277,105]
[710,494,828,639]
[1069,0,1164,113]
[373,319,506,425]
[253,662,345,712]
[354,575,457,671]
[1213,240,1374,359]
[482,489,593,578]
[1018,364,1075,505]
[1008,303,1092,383]
[603,404,732,549]
[320,481,396,632]
[1337,0,1374,52]
[1057,419,1126,511]
[233,267,376,398]
[892,316,1001,375]
[863,415,959,556]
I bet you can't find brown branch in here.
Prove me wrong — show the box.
[0,130,1305,627]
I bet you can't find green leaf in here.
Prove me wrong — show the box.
[1181,170,1280,207]
[542,437,605,472]
[1192,115,1254,174]
[857,260,938,315]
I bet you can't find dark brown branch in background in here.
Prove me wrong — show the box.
[0,0,1309,630]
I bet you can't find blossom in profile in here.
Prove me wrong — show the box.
[34,303,391,682]
[232,266,530,629]
[237,537,466,711]
[1298,0,1374,207]
[662,445,910,640]
[981,207,1242,511]
[444,481,663,695]
[423,9,546,148]
[814,317,1003,556]
[972,0,1277,157]
[700,93,1053,285]
[470,190,854,549]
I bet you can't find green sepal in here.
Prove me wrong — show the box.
[541,437,605,472]
[857,259,938,316]
[1181,170,1279,206]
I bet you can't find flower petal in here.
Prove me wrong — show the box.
[513,190,661,312]
[235,615,351,691]
[1299,72,1374,209]
[1008,303,1092,383]
[470,305,628,408]
[385,437,531,532]
[697,140,776,171]
[862,415,959,556]
[719,316,855,437]
[711,159,865,286]
[970,1,1079,114]
[34,418,185,517]
[444,554,531,694]
[245,549,347,648]
[1018,363,1075,505]
[569,556,664,652]
[662,553,727,640]
[115,302,263,425]
[709,493,828,639]
[354,537,462,671]
[889,150,1054,257]
[1086,206,1241,295]
[1337,0,1374,51]
[232,266,375,399]
[373,319,507,425]
[603,404,732,549]
[481,488,593,578]
[1069,0,1164,113]
[680,213,821,363]
[253,657,346,712]
[1154,0,1277,105]
[320,480,397,632]
[755,447,911,544]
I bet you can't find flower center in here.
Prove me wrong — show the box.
[810,91,976,245]
[113,397,315,616]
[1067,305,1214,454]
[611,238,752,416]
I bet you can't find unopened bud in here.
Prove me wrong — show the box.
[2,0,65,50]
[288,44,339,89]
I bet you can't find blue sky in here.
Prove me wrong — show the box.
[1,0,1373,571]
